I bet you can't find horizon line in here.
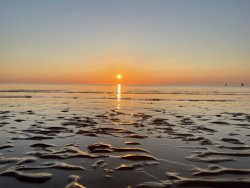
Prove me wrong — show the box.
[0,81,248,87]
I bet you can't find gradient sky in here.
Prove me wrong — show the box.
[0,0,250,84]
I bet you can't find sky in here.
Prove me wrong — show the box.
[0,0,250,85]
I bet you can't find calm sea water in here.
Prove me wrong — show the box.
[0,83,250,187]
[0,83,250,111]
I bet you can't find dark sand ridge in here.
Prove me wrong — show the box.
[136,172,250,188]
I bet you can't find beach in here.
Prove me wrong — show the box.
[0,84,250,188]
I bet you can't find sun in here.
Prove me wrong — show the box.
[116,74,122,80]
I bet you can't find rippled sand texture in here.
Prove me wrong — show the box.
[0,84,250,187]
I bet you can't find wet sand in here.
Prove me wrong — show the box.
[0,84,250,187]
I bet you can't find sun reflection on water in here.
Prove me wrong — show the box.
[117,83,121,109]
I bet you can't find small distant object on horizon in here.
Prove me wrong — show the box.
[224,83,246,87]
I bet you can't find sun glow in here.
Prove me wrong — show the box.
[116,74,122,80]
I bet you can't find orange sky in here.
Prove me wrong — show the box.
[1,54,249,85]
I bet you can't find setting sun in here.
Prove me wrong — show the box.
[116,74,122,80]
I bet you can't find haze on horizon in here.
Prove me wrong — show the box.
[0,0,250,85]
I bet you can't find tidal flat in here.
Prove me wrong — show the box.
[0,84,250,188]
